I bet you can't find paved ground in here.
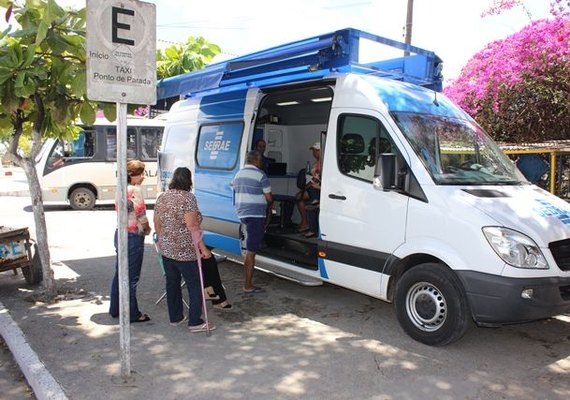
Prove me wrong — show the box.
[1,169,570,400]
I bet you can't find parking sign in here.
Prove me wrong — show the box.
[86,0,156,104]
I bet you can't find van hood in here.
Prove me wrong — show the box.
[458,185,570,246]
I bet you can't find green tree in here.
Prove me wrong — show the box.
[156,36,221,80]
[0,0,97,300]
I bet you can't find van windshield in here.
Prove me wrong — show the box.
[391,112,527,185]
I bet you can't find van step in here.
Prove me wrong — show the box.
[255,262,323,287]
[212,249,323,287]
[262,228,319,269]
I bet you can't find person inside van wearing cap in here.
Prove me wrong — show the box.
[296,142,321,238]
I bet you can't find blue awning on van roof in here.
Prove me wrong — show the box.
[156,63,228,100]
[156,28,443,100]
[156,35,338,100]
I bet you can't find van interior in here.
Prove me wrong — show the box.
[252,83,334,270]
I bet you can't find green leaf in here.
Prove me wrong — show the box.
[165,46,180,60]
[0,66,13,85]
[61,33,85,53]
[35,20,49,46]
[1,84,19,113]
[22,45,35,67]
[14,75,35,98]
[80,102,96,126]
[0,1,13,11]
[47,33,69,54]
[0,115,13,131]
[103,103,116,121]
[14,70,24,88]
[70,73,86,97]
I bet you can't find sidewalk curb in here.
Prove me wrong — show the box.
[0,301,68,400]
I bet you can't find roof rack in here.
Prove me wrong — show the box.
[156,28,443,100]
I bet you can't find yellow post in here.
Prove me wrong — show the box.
[550,151,557,194]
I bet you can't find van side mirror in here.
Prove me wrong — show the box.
[376,153,405,191]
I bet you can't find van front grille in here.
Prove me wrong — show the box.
[549,239,570,271]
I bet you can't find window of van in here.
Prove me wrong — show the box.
[337,114,392,181]
[196,122,243,170]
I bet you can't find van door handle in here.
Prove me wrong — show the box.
[328,194,346,200]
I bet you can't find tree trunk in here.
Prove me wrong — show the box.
[20,158,57,301]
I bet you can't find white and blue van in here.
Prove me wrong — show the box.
[157,28,570,345]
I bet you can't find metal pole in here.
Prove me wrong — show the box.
[116,102,131,378]
[404,0,414,56]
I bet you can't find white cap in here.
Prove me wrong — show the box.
[309,142,320,150]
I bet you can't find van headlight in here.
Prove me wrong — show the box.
[483,227,548,269]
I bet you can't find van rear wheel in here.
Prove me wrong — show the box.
[69,187,96,210]
[395,263,471,346]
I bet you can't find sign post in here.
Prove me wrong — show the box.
[86,0,156,379]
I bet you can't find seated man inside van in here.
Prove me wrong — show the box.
[296,142,321,238]
[254,139,276,174]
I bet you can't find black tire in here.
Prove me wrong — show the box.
[22,243,43,285]
[69,187,96,210]
[395,263,471,346]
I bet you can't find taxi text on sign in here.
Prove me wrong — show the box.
[86,0,156,104]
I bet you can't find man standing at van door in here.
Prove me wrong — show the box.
[232,150,274,293]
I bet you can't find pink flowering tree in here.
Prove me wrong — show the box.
[444,1,570,142]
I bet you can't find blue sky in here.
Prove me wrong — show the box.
[4,0,553,85]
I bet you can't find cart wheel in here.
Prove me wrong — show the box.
[22,243,43,285]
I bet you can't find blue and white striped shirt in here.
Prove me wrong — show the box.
[232,164,272,218]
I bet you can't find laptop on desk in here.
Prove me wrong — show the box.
[267,162,287,176]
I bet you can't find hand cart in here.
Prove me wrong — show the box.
[0,226,42,284]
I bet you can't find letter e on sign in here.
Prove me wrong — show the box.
[86,0,156,104]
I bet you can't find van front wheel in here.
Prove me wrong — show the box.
[395,263,470,346]
[69,187,96,210]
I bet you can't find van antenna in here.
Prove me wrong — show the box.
[433,91,439,107]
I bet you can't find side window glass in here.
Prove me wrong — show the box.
[46,141,66,170]
[106,128,117,159]
[127,128,137,159]
[196,122,243,170]
[338,115,392,182]
[140,127,163,160]
[83,130,96,157]
[106,128,137,159]
[67,130,96,159]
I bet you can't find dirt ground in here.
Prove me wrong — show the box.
[0,336,35,399]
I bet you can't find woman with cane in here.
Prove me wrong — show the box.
[153,167,215,333]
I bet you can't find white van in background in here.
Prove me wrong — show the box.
[157,28,570,345]
[36,115,165,209]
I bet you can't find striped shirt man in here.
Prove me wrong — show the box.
[232,164,272,218]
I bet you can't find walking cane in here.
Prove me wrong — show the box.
[191,229,211,336]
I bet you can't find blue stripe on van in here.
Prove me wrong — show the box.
[318,258,329,279]
[204,232,242,255]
